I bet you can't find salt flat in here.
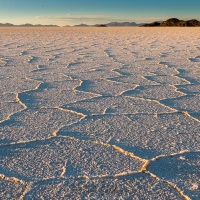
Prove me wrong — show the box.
[0,27,199,199]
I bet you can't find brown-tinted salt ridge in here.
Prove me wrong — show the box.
[0,27,199,199]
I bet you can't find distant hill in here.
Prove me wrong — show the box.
[142,21,161,27]
[96,24,107,27]
[142,18,200,27]
[0,23,15,27]
[0,21,145,27]
[73,24,90,27]
[105,22,140,26]
[73,22,145,27]
[19,24,58,27]
[0,23,58,27]
[95,22,145,27]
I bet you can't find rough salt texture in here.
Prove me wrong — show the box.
[148,152,200,200]
[24,174,182,200]
[0,177,26,200]
[0,137,143,181]
[0,27,199,199]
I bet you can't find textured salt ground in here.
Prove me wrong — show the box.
[0,102,24,122]
[59,113,200,159]
[0,137,143,181]
[176,84,200,95]
[145,75,190,85]
[0,77,40,94]
[0,27,200,199]
[0,93,25,122]
[122,85,183,100]
[68,69,120,80]
[18,81,98,109]
[176,68,200,84]
[0,108,82,145]
[62,96,174,115]
[0,176,26,200]
[109,75,158,86]
[0,93,16,102]
[76,79,137,96]
[114,62,180,76]
[24,174,182,200]
[161,95,200,120]
[148,152,200,200]
[27,72,72,82]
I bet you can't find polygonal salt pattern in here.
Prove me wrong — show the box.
[59,113,200,159]
[0,177,26,200]
[145,75,190,85]
[62,96,175,115]
[123,85,184,100]
[0,27,200,199]
[24,174,182,200]
[0,77,41,93]
[161,95,200,120]
[18,82,98,108]
[0,108,82,145]
[76,79,136,96]
[0,137,143,181]
[109,75,158,85]
[176,84,200,95]
[0,102,25,122]
[148,152,200,200]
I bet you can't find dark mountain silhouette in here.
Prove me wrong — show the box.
[96,24,107,27]
[142,21,161,27]
[0,23,58,27]
[142,18,200,27]
[0,21,145,27]
[19,24,58,27]
[99,22,145,27]
[104,22,138,26]
[0,23,15,27]
[73,24,90,27]
[73,22,145,27]
[186,19,200,26]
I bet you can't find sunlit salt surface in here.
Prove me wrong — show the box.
[0,27,199,199]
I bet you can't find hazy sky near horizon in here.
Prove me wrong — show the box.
[0,0,200,26]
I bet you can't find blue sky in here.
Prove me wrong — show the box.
[0,0,200,25]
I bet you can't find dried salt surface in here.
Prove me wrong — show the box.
[0,27,200,199]
[161,95,200,120]
[145,75,190,85]
[59,113,200,159]
[177,68,200,84]
[27,71,72,82]
[123,85,183,100]
[0,177,26,200]
[148,152,200,200]
[0,108,82,145]
[76,79,137,96]
[0,137,142,181]
[24,174,182,200]
[176,84,200,95]
[0,102,24,122]
[0,77,41,93]
[18,81,98,108]
[62,96,174,115]
[69,68,119,80]
[109,74,158,85]
[0,93,16,102]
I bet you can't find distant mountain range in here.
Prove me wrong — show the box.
[0,22,144,27]
[73,22,145,27]
[142,18,200,27]
[1,19,200,27]
[73,23,90,27]
[0,23,58,27]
